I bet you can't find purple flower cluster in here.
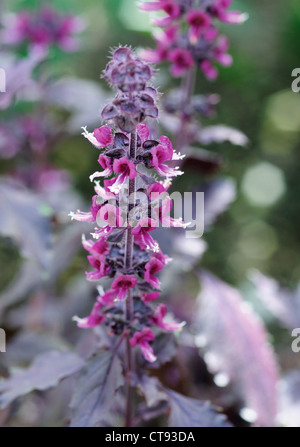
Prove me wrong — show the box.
[70,48,185,362]
[140,0,247,79]
[2,7,84,52]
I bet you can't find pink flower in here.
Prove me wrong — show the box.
[153,192,188,228]
[141,25,177,64]
[69,195,101,222]
[82,125,113,149]
[82,237,109,259]
[98,274,137,304]
[150,137,183,177]
[203,27,219,42]
[154,250,172,266]
[94,125,113,146]
[56,15,84,52]
[156,24,178,45]
[150,304,184,332]
[112,274,137,301]
[144,257,164,289]
[86,256,110,281]
[148,181,167,197]
[132,218,158,252]
[168,48,194,77]
[90,154,114,182]
[213,36,233,67]
[3,8,84,51]
[108,157,137,193]
[200,60,218,80]
[98,203,124,228]
[212,0,248,24]
[104,178,118,194]
[187,10,211,43]
[130,328,157,363]
[94,183,115,202]
[140,47,168,64]
[140,1,180,26]
[74,302,106,328]
[142,292,160,303]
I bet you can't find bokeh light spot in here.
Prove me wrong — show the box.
[242,162,286,206]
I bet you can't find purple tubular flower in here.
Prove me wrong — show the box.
[98,203,124,228]
[141,0,181,27]
[109,157,137,193]
[130,328,157,363]
[111,275,137,301]
[150,304,184,332]
[132,218,159,252]
[89,155,114,182]
[168,48,195,77]
[140,0,246,80]
[2,7,84,51]
[82,125,113,149]
[150,141,183,177]
[94,126,114,146]
[69,195,101,222]
[142,292,160,303]
[187,9,211,43]
[74,302,106,329]
[144,257,164,289]
[211,0,248,24]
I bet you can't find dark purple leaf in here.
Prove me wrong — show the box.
[0,179,51,268]
[166,389,232,427]
[250,270,300,329]
[0,351,84,409]
[0,261,42,319]
[194,271,278,426]
[136,376,169,423]
[197,125,249,146]
[70,350,123,427]
[0,223,91,318]
[4,332,70,367]
[138,376,167,408]
[49,222,91,281]
[183,146,223,175]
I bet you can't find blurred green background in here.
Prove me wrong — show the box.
[3,0,300,291]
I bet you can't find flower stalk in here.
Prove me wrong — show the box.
[70,47,186,426]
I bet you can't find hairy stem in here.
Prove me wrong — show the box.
[124,129,137,427]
